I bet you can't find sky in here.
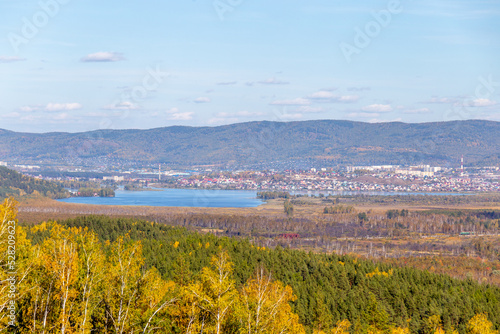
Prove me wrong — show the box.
[0,0,499,133]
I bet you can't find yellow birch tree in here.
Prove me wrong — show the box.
[467,313,498,334]
[331,319,351,334]
[74,228,106,334]
[104,235,145,334]
[239,266,305,334]
[186,251,238,334]
[136,267,177,334]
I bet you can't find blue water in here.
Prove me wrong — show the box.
[58,189,264,208]
[58,188,475,208]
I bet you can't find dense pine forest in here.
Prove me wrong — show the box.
[2,198,499,333]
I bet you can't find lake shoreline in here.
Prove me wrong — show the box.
[58,188,264,208]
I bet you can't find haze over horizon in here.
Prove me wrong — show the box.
[1,118,500,135]
[1,0,499,133]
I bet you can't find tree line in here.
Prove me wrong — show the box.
[0,166,69,200]
[257,191,291,200]
[0,167,117,200]
[75,187,115,197]
[7,204,498,333]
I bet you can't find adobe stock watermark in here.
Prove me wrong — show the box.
[99,64,170,129]
[213,0,243,21]
[444,75,499,122]
[193,188,221,207]
[5,219,17,328]
[65,64,169,161]
[425,74,499,168]
[339,0,410,63]
[8,0,72,54]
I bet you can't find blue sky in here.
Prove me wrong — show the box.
[1,0,499,133]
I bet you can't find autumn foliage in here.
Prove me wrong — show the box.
[1,198,499,333]
[1,198,305,333]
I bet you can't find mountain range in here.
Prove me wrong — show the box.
[1,120,499,168]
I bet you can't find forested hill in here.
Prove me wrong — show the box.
[24,216,500,333]
[1,120,499,167]
[0,166,68,199]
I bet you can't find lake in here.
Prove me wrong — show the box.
[58,189,264,208]
[58,188,474,208]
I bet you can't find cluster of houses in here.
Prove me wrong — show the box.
[175,168,500,193]
[7,160,500,194]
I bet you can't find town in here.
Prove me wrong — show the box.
[174,165,500,193]
[3,160,499,194]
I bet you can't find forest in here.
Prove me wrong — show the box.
[74,187,115,198]
[0,166,69,199]
[2,120,500,167]
[2,198,499,333]
[0,167,117,200]
[257,191,291,200]
[14,191,500,286]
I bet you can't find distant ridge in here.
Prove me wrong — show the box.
[1,120,499,168]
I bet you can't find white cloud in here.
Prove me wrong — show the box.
[425,97,456,104]
[307,91,359,103]
[270,98,310,106]
[194,97,211,103]
[86,112,108,117]
[20,103,82,112]
[336,95,360,103]
[293,106,324,113]
[166,108,193,120]
[45,103,82,112]
[0,56,26,63]
[403,107,431,114]
[103,101,138,110]
[53,112,70,120]
[81,52,125,62]
[216,81,237,85]
[258,77,289,85]
[20,114,40,121]
[308,91,336,99]
[19,106,37,112]
[3,112,21,118]
[166,107,180,114]
[216,111,264,118]
[347,86,370,92]
[361,104,393,113]
[168,111,194,120]
[468,98,497,107]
